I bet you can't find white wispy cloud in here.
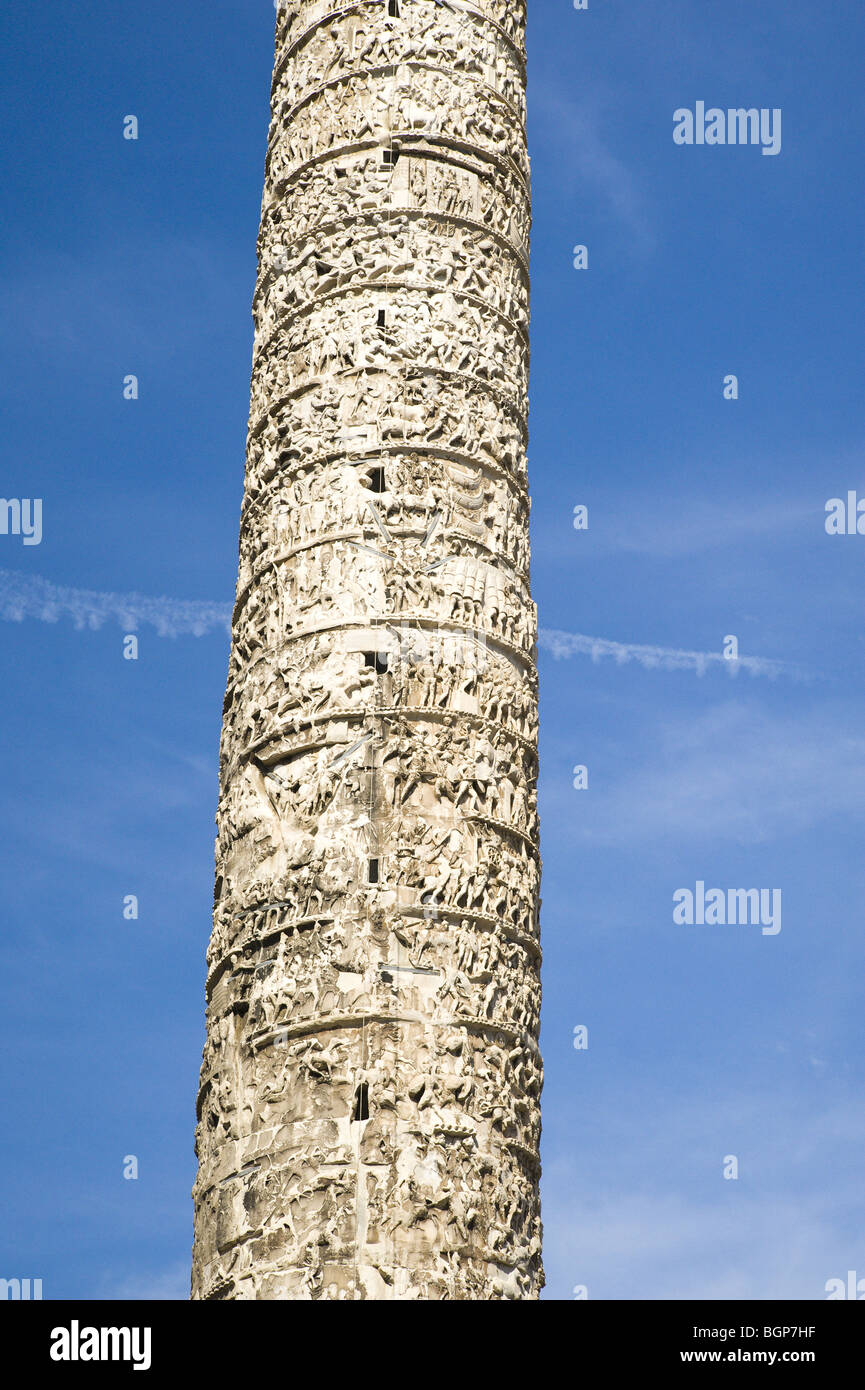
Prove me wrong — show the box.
[542,698,865,847]
[539,627,806,681]
[103,1263,189,1301]
[542,1086,865,1300]
[533,87,655,253]
[0,570,231,639]
[0,232,244,360]
[543,1189,854,1301]
[577,496,819,559]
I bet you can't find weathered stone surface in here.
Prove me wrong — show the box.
[192,0,542,1301]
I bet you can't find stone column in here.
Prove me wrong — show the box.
[192,0,542,1301]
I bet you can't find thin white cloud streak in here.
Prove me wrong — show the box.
[533,88,655,254]
[0,571,808,682]
[0,570,231,639]
[539,627,807,681]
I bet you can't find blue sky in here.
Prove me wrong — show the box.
[1,0,863,1300]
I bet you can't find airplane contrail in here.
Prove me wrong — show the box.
[538,628,807,680]
[0,571,807,679]
[0,569,231,639]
